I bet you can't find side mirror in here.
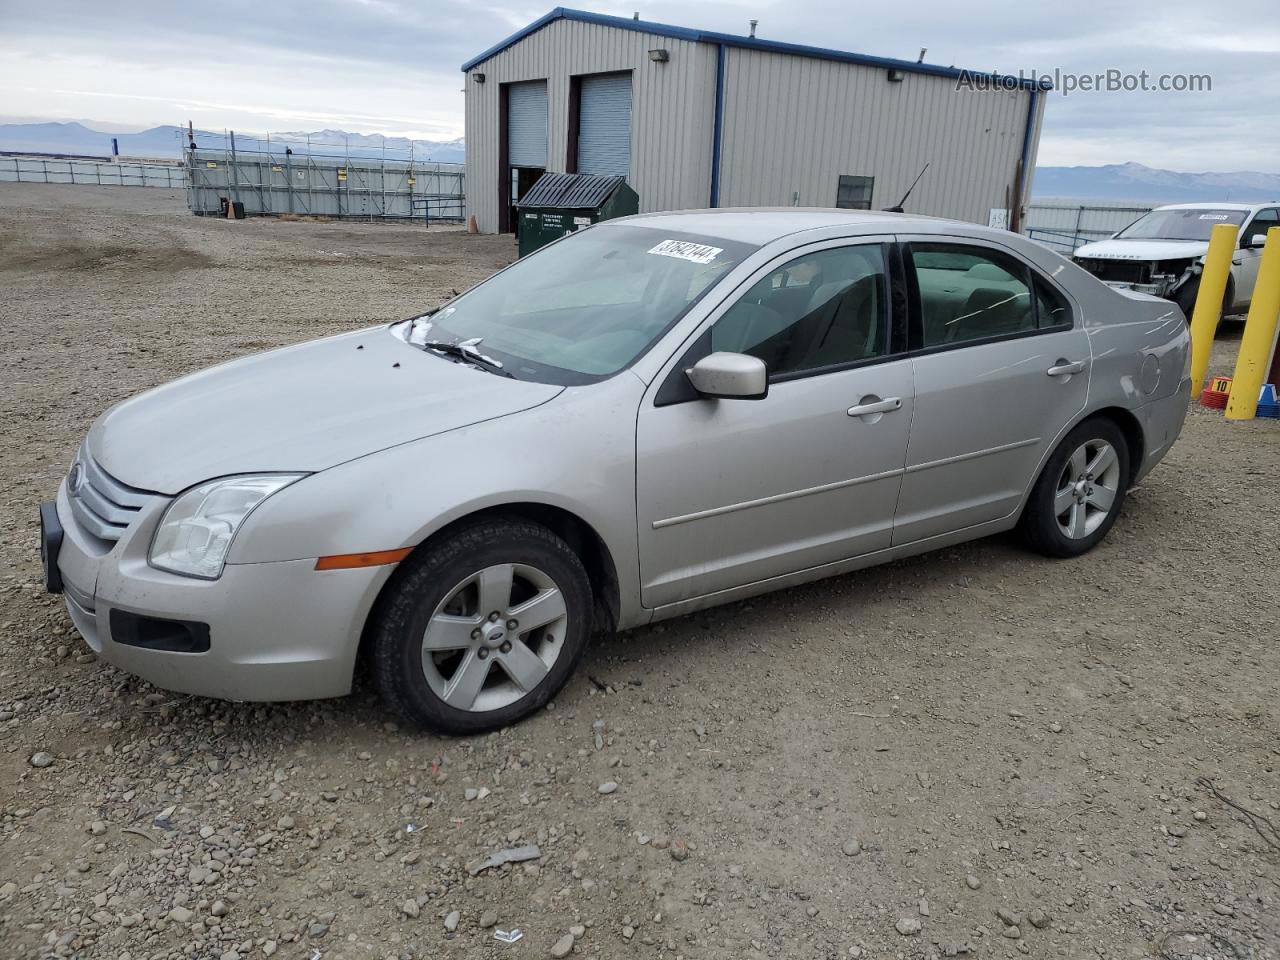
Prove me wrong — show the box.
[686,352,768,401]
[1246,233,1268,249]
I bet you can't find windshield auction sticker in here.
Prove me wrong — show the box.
[648,239,723,264]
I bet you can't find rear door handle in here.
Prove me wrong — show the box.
[1047,360,1087,377]
[847,396,902,417]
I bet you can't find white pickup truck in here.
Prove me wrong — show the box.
[1072,202,1279,318]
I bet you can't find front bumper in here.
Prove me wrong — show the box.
[46,480,389,702]
[1102,279,1173,298]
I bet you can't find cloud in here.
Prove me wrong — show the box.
[1,0,1275,170]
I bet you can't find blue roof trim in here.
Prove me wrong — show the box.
[461,7,1040,89]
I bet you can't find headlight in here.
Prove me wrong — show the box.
[149,474,303,579]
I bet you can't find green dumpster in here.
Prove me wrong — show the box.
[516,173,639,257]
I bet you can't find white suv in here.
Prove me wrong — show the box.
[1072,202,1280,317]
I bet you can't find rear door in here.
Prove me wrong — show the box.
[893,237,1090,545]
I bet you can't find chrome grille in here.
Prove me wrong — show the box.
[67,452,157,542]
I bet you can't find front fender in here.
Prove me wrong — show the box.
[227,374,646,624]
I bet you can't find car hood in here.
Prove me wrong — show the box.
[1074,238,1207,261]
[88,327,563,494]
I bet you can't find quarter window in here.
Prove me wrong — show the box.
[912,243,1036,347]
[1034,276,1071,329]
[711,244,890,377]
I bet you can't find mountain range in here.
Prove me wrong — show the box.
[1032,161,1280,204]
[0,121,465,164]
[4,123,1279,205]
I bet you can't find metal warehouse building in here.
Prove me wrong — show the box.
[462,7,1046,235]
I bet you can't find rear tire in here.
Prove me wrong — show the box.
[370,518,592,734]
[1020,417,1130,558]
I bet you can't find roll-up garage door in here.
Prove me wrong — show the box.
[508,81,548,168]
[577,73,632,177]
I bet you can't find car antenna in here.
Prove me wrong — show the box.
[883,162,930,213]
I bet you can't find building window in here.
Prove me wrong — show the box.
[836,175,874,210]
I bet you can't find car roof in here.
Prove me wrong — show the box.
[1152,201,1276,212]
[609,207,1007,246]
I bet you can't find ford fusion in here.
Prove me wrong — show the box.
[42,210,1191,733]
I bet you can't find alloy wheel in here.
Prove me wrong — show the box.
[1054,439,1121,540]
[420,563,568,712]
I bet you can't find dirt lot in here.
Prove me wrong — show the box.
[1,182,1277,960]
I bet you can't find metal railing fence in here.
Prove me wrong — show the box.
[0,155,186,188]
[1024,201,1153,254]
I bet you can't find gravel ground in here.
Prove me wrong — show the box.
[1,182,1277,960]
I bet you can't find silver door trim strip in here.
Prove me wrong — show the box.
[905,437,1040,475]
[652,467,904,530]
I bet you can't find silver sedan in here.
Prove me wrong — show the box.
[41,210,1191,733]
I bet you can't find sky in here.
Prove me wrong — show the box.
[2,0,1279,171]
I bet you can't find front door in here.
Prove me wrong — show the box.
[1234,208,1279,309]
[636,239,914,609]
[893,237,1091,545]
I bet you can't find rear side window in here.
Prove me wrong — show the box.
[912,243,1036,347]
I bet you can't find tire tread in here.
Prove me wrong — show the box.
[1020,417,1130,559]
[369,518,591,734]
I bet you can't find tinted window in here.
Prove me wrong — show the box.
[836,175,874,210]
[1242,208,1279,246]
[711,244,889,377]
[912,243,1035,347]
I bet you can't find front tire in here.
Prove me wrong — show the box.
[370,518,592,734]
[1020,417,1130,558]
[1174,275,1233,323]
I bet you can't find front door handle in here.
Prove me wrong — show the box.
[847,396,902,418]
[1047,359,1087,377]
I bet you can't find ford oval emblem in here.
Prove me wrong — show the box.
[67,462,84,494]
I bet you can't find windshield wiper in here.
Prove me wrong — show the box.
[419,338,513,378]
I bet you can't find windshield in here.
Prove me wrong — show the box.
[1115,208,1247,241]
[403,225,755,385]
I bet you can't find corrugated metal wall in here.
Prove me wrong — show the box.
[718,47,1037,223]
[464,19,1044,233]
[465,19,718,233]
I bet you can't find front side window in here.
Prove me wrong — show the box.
[912,243,1037,347]
[1115,208,1247,241]
[411,225,754,384]
[1242,208,1279,246]
[711,244,890,377]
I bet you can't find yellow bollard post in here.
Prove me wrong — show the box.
[1188,222,1238,397]
[1226,226,1280,421]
